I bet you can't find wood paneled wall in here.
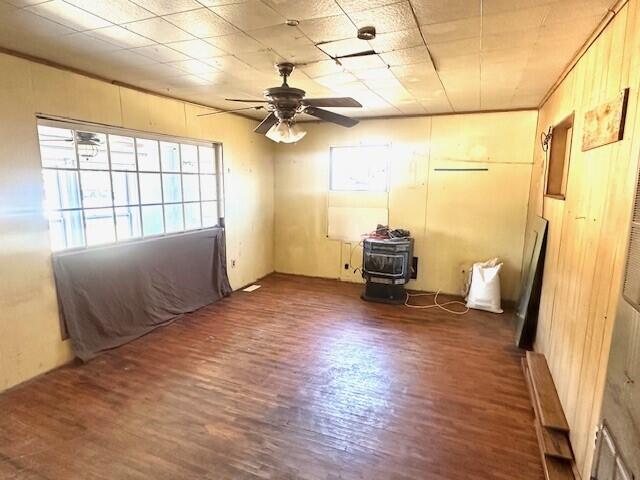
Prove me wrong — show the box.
[526,2,640,477]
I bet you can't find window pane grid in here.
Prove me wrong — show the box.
[38,123,222,251]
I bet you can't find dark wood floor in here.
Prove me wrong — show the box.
[0,274,543,480]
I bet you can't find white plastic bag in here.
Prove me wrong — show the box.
[465,258,504,314]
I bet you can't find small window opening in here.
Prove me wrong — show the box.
[545,113,574,199]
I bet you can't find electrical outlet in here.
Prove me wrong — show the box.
[344,263,349,270]
[232,259,236,268]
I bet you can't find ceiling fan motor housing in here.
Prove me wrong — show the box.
[264,86,306,121]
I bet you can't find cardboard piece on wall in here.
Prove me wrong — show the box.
[582,88,629,151]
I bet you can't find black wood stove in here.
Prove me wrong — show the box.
[361,236,414,304]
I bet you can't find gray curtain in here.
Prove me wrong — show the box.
[52,228,231,361]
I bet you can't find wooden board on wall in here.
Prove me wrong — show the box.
[582,88,629,151]
[525,3,640,479]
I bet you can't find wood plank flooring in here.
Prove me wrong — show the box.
[0,274,543,480]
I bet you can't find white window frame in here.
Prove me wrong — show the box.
[37,117,225,252]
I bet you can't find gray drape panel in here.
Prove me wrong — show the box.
[52,228,232,361]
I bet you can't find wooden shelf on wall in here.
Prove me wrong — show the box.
[522,353,575,480]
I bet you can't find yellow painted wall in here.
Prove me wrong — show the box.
[0,52,275,392]
[526,2,640,477]
[274,111,537,301]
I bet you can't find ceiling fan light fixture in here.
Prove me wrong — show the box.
[266,121,306,144]
[75,132,101,158]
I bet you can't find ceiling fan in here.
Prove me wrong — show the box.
[40,131,103,157]
[198,62,363,143]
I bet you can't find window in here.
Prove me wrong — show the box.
[38,121,222,252]
[545,113,574,199]
[330,145,390,191]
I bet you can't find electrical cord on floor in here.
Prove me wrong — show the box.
[404,291,469,315]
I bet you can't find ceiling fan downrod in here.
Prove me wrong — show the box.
[276,62,295,87]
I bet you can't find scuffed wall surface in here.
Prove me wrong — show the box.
[0,53,275,392]
[274,112,537,301]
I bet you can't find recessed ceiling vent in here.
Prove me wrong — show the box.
[357,26,376,40]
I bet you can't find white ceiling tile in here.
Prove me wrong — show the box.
[249,24,312,52]
[439,65,479,86]
[210,0,285,31]
[421,16,481,44]
[124,17,195,43]
[348,2,417,34]
[297,14,355,43]
[0,0,615,119]
[280,44,328,64]
[539,15,602,44]
[129,0,203,15]
[2,7,75,37]
[482,6,550,35]
[404,81,444,99]
[336,0,400,13]
[327,80,368,96]
[481,28,538,52]
[299,59,344,78]
[163,74,212,88]
[314,71,357,88]
[166,39,227,58]
[3,0,47,6]
[263,0,342,21]
[428,37,480,60]
[101,48,158,66]
[25,0,111,30]
[483,0,557,15]
[377,87,415,104]
[481,47,530,66]
[205,32,263,53]
[412,0,481,25]
[369,28,423,53]
[197,70,240,85]
[544,0,611,24]
[395,101,427,114]
[318,38,371,57]
[169,59,220,75]
[63,0,153,24]
[447,93,480,111]
[120,62,185,81]
[380,45,432,66]
[339,54,387,72]
[391,62,438,80]
[54,32,122,54]
[233,49,285,72]
[354,67,396,81]
[203,54,257,75]
[163,8,238,38]
[420,95,452,114]
[435,52,479,71]
[87,25,155,48]
[510,94,543,109]
[363,74,404,90]
[131,44,191,62]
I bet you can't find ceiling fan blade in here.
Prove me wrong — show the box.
[302,97,362,108]
[225,98,268,103]
[197,106,264,117]
[254,112,279,134]
[305,106,359,128]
